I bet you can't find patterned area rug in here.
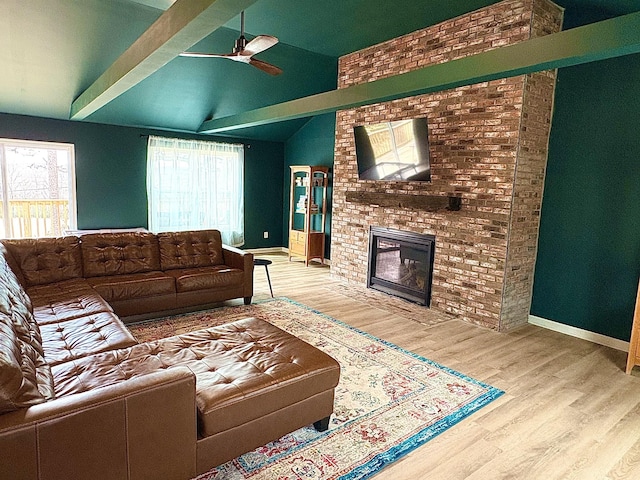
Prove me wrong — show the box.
[128,298,503,480]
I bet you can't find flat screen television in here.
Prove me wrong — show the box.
[353,117,431,182]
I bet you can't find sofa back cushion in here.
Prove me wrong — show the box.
[0,254,41,354]
[0,244,37,343]
[0,243,32,312]
[157,230,225,270]
[81,232,161,277]
[0,242,26,287]
[2,237,83,287]
[0,313,54,414]
[0,245,54,414]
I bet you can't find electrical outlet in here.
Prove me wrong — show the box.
[263,231,269,239]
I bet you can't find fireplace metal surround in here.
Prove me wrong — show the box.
[367,227,435,306]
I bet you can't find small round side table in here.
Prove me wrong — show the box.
[253,258,274,298]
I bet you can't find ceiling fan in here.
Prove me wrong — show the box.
[179,11,282,76]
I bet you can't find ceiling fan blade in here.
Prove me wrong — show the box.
[249,58,283,76]
[179,52,231,59]
[243,35,279,56]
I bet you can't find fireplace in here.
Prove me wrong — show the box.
[367,227,435,306]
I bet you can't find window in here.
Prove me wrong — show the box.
[0,139,76,239]
[146,136,244,246]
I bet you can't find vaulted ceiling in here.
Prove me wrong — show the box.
[1,0,639,141]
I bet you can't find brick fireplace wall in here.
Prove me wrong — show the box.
[331,0,564,331]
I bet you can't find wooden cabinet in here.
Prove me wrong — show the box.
[289,230,306,257]
[625,278,640,373]
[288,165,329,266]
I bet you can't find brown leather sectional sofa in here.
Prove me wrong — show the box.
[5,229,255,320]
[0,230,341,479]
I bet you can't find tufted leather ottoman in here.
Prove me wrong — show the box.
[52,317,341,471]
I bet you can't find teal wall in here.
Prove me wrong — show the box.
[530,53,640,341]
[244,141,285,247]
[0,113,284,249]
[283,113,336,259]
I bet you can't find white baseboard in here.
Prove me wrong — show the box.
[528,315,629,352]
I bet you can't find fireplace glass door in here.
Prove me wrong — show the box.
[367,227,435,306]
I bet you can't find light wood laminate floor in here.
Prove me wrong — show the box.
[245,253,640,480]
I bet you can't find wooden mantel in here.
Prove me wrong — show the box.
[345,191,461,212]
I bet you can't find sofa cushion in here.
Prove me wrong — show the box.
[27,278,95,301]
[33,293,113,326]
[0,313,54,414]
[81,232,161,278]
[2,237,83,287]
[164,266,245,293]
[29,282,113,325]
[51,318,341,438]
[39,312,137,366]
[87,272,175,302]
[158,230,225,271]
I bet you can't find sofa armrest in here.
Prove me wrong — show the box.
[0,367,197,480]
[223,245,254,299]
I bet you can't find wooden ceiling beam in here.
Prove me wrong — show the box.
[70,0,258,120]
[198,11,640,134]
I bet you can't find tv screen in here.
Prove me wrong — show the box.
[354,118,431,182]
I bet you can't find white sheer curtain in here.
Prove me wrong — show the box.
[146,136,244,246]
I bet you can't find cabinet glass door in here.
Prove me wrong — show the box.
[309,172,325,233]
[291,171,307,231]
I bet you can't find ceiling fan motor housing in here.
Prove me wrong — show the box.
[233,35,248,54]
